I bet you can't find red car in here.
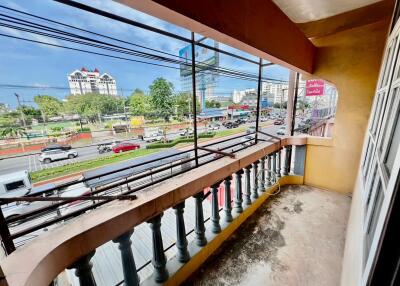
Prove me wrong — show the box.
[112,142,140,153]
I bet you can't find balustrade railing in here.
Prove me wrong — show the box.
[0,137,307,286]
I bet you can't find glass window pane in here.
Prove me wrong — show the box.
[365,181,384,258]
[384,110,400,173]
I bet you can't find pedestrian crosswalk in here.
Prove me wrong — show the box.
[27,154,79,172]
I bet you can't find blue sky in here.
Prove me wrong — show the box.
[0,0,289,109]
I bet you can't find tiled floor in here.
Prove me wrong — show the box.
[186,185,351,286]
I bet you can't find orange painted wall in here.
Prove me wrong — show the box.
[304,19,391,193]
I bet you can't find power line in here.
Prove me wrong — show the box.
[0,5,290,88]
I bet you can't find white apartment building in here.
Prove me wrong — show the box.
[232,88,256,103]
[262,82,288,104]
[68,67,118,95]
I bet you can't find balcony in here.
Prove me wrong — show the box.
[0,136,352,286]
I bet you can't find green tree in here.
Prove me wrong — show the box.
[34,95,63,121]
[66,93,123,122]
[174,92,200,119]
[0,125,26,139]
[17,105,41,124]
[149,78,174,122]
[273,102,287,109]
[205,100,221,108]
[128,89,150,116]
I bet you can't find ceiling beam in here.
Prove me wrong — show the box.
[117,0,316,74]
[297,0,395,38]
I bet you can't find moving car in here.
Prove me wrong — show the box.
[276,126,286,135]
[274,119,284,125]
[41,143,71,152]
[39,149,78,164]
[112,142,140,153]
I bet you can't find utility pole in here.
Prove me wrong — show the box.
[14,93,27,128]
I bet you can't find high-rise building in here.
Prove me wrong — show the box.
[232,88,257,103]
[262,82,289,104]
[68,67,118,95]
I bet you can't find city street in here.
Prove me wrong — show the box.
[0,122,283,176]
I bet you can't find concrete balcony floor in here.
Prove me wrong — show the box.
[186,185,351,286]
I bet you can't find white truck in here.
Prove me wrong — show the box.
[0,170,32,198]
[142,127,163,142]
[0,171,90,220]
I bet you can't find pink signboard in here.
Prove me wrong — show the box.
[306,79,325,96]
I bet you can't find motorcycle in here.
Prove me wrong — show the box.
[97,144,112,154]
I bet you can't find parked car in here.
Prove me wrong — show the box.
[41,144,71,152]
[235,118,246,125]
[179,128,194,136]
[276,126,286,135]
[3,200,54,222]
[240,134,255,147]
[260,116,268,122]
[246,126,256,134]
[142,127,163,142]
[112,142,140,153]
[225,121,240,129]
[207,123,220,130]
[274,119,284,125]
[39,149,78,164]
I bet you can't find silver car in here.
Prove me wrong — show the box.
[39,149,78,164]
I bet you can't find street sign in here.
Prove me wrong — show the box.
[306,79,325,96]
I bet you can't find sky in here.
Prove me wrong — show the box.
[0,0,290,109]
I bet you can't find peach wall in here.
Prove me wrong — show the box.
[304,19,391,193]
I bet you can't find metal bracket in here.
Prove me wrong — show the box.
[258,130,281,140]
[197,146,235,158]
[0,194,137,203]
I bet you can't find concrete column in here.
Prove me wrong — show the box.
[272,152,277,183]
[211,182,222,233]
[276,148,282,178]
[244,165,252,205]
[223,176,233,222]
[283,146,291,175]
[68,251,97,286]
[258,157,266,193]
[147,214,168,283]
[286,70,296,135]
[193,192,207,246]
[266,155,273,187]
[252,160,260,199]
[234,169,244,213]
[113,230,140,286]
[173,202,190,263]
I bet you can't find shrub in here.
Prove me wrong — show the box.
[146,132,216,149]
[78,127,91,133]
[50,126,63,132]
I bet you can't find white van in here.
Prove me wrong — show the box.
[0,170,32,198]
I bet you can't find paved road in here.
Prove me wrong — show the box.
[0,123,283,176]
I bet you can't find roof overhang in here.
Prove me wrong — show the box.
[117,0,316,74]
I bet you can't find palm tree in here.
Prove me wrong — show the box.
[0,126,27,139]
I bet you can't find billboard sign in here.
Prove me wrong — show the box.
[306,79,325,96]
[179,39,218,77]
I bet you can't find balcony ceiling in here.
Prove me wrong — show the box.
[272,0,382,23]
